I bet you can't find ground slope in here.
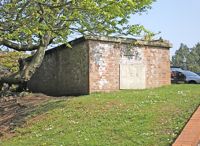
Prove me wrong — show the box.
[0,85,200,146]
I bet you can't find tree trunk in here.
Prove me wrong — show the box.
[0,32,51,87]
[20,46,46,82]
[0,72,22,84]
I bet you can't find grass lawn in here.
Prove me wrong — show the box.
[1,85,200,146]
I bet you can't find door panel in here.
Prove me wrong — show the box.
[120,64,146,89]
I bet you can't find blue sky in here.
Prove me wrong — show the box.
[130,0,200,57]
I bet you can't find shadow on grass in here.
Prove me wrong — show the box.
[0,96,68,138]
[29,99,67,116]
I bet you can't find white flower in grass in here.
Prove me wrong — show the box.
[45,125,54,131]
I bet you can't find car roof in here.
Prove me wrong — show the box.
[170,66,182,68]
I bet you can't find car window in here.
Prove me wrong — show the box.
[184,71,199,76]
[171,68,183,72]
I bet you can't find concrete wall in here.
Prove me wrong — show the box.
[27,41,89,96]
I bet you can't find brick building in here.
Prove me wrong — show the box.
[27,36,172,96]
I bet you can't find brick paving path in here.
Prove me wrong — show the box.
[173,106,200,146]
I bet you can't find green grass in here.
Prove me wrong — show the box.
[1,85,200,146]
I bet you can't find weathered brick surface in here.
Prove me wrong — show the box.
[88,40,120,92]
[88,39,171,93]
[27,36,171,95]
[144,46,171,88]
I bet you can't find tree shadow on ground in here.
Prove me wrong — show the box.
[0,94,67,139]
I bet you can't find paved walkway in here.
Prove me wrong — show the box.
[173,106,200,146]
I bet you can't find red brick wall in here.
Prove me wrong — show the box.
[88,39,171,93]
[88,40,120,92]
[144,46,171,88]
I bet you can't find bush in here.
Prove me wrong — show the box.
[0,50,28,73]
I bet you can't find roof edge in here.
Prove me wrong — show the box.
[84,35,172,48]
[45,35,172,55]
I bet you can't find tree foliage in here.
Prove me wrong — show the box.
[0,0,155,85]
[0,50,28,73]
[172,43,190,69]
[187,43,200,72]
[172,43,200,72]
